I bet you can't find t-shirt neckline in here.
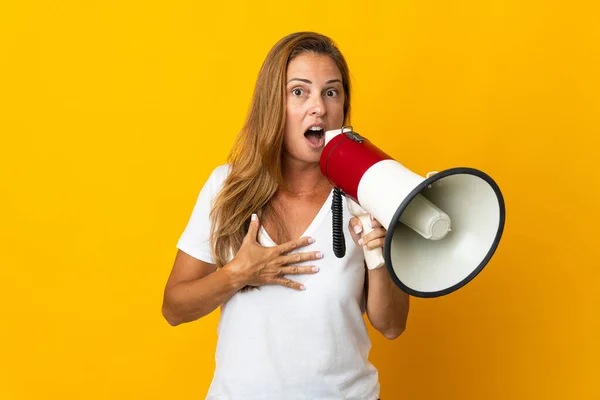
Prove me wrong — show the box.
[259,189,334,247]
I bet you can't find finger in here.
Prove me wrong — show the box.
[348,217,363,246]
[245,213,260,242]
[360,227,387,244]
[364,237,385,250]
[281,265,319,275]
[276,236,314,255]
[349,217,363,235]
[370,217,382,229]
[272,277,306,291]
[276,250,323,267]
[277,251,323,266]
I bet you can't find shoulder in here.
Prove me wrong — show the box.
[209,163,231,183]
[211,163,231,179]
[202,164,231,192]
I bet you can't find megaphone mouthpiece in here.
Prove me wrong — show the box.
[399,193,452,240]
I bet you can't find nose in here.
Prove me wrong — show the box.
[309,95,325,117]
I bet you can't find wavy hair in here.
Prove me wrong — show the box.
[209,32,351,269]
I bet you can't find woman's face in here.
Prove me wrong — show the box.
[283,52,345,166]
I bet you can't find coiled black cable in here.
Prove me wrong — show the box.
[332,187,346,258]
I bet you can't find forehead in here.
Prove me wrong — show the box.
[286,53,342,82]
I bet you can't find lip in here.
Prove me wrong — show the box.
[305,123,326,131]
[304,123,326,149]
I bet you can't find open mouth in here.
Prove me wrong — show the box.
[304,126,325,148]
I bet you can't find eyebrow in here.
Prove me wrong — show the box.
[287,78,342,85]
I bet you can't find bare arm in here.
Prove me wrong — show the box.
[162,251,244,326]
[162,214,322,326]
[364,265,410,339]
[350,217,410,340]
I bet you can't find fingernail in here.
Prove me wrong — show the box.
[316,252,323,259]
[358,238,364,246]
[312,266,319,272]
[363,245,368,250]
[251,213,257,221]
[308,237,315,244]
[300,285,306,290]
[353,225,362,234]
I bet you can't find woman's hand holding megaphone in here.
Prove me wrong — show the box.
[347,198,386,270]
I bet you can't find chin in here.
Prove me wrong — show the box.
[284,151,321,166]
[301,153,322,164]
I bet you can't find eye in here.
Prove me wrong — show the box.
[325,89,338,97]
[291,88,304,96]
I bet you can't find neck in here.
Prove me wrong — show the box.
[280,157,331,196]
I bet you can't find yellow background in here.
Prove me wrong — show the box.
[1,0,598,399]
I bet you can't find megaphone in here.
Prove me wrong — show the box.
[320,126,505,298]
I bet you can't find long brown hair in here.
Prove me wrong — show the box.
[210,32,352,268]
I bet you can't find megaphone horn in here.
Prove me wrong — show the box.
[320,126,506,298]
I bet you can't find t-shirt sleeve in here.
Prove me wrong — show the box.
[176,165,229,264]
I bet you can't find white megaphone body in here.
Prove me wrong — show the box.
[320,126,505,298]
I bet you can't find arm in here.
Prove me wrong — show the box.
[364,264,410,339]
[161,250,246,326]
[162,214,321,326]
[350,217,410,339]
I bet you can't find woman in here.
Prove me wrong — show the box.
[162,31,409,400]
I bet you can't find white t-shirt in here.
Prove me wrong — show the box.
[177,164,380,400]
